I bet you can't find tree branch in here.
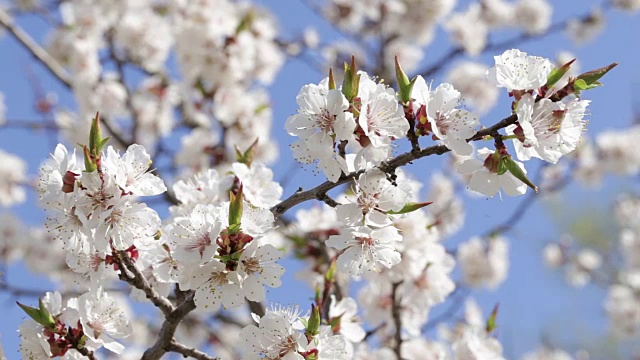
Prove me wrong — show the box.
[271,114,518,218]
[141,292,197,360]
[0,8,72,88]
[116,252,175,317]
[390,281,403,358]
[166,340,219,360]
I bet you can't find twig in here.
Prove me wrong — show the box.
[271,114,518,218]
[116,252,175,316]
[0,8,72,88]
[166,340,219,360]
[74,347,97,360]
[247,300,266,318]
[390,281,403,358]
[419,3,612,79]
[1,119,59,130]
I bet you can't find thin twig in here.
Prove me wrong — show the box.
[423,286,470,332]
[271,114,518,218]
[166,340,219,360]
[390,281,403,358]
[419,3,613,79]
[0,8,72,88]
[247,300,266,318]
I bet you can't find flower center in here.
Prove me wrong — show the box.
[185,232,211,258]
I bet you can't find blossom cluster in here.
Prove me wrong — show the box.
[16,114,291,357]
[19,290,131,358]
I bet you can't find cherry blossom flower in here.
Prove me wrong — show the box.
[287,79,355,182]
[328,296,366,344]
[357,72,408,148]
[94,198,161,252]
[457,148,528,197]
[413,78,480,155]
[326,225,402,276]
[458,236,509,289]
[232,162,283,209]
[103,145,167,196]
[37,144,81,206]
[0,149,27,207]
[237,240,285,302]
[183,260,244,312]
[508,94,589,164]
[166,203,222,266]
[74,289,132,354]
[240,307,308,359]
[452,328,506,360]
[487,49,553,92]
[336,169,411,228]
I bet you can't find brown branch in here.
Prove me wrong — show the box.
[73,347,97,360]
[390,281,403,358]
[116,252,175,317]
[0,8,72,88]
[141,292,197,360]
[166,340,219,360]
[271,114,518,218]
[247,300,266,318]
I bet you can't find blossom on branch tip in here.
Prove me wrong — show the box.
[508,94,589,164]
[488,49,554,93]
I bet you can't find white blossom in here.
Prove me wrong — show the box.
[457,148,528,197]
[488,49,554,92]
[0,149,27,207]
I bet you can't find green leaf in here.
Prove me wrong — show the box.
[485,303,500,333]
[341,55,360,101]
[576,62,618,86]
[573,79,589,92]
[89,113,101,154]
[545,58,576,88]
[395,56,417,105]
[235,11,254,34]
[229,186,244,230]
[504,156,538,192]
[97,137,111,152]
[386,201,433,215]
[83,145,96,173]
[254,103,269,115]
[234,139,259,167]
[306,304,321,336]
[325,259,337,282]
[17,300,56,328]
[497,157,508,175]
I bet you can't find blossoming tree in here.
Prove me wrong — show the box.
[0,0,638,359]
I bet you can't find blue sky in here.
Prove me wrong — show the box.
[1,0,639,358]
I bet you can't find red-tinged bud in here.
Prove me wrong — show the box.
[35,97,53,114]
[48,338,71,357]
[512,125,526,143]
[126,245,139,261]
[62,171,78,193]
[483,152,501,173]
